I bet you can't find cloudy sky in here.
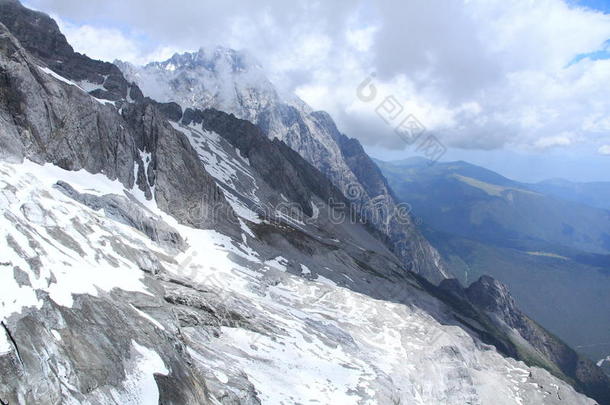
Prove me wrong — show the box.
[24,0,610,181]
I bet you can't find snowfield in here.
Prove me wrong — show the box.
[0,160,596,404]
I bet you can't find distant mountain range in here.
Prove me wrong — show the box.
[530,178,610,211]
[377,157,610,254]
[376,157,610,365]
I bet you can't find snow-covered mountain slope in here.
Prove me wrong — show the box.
[116,49,449,285]
[1,1,609,404]
[0,157,597,405]
[117,48,280,123]
[171,105,610,404]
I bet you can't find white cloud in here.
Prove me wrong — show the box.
[598,145,610,155]
[53,16,180,65]
[535,134,573,149]
[27,0,610,153]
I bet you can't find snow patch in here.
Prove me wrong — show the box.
[21,160,125,196]
[316,274,338,287]
[38,66,80,88]
[131,305,165,331]
[39,66,116,106]
[221,326,372,405]
[265,256,289,272]
[169,121,262,224]
[0,329,12,355]
[301,264,312,275]
[118,341,168,404]
[0,161,155,315]
[77,80,104,92]
[93,97,116,106]
[213,370,229,384]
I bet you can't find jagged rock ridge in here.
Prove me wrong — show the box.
[0,1,608,404]
[0,0,237,236]
[117,49,449,284]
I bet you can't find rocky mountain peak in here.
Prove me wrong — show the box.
[150,46,259,74]
[466,275,520,317]
[116,46,281,127]
[0,0,140,102]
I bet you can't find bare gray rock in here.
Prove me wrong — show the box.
[54,180,185,250]
[0,13,238,237]
[117,48,450,284]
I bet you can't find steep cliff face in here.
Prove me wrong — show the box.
[0,1,237,236]
[0,0,140,102]
[117,49,450,284]
[183,108,349,218]
[462,276,610,404]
